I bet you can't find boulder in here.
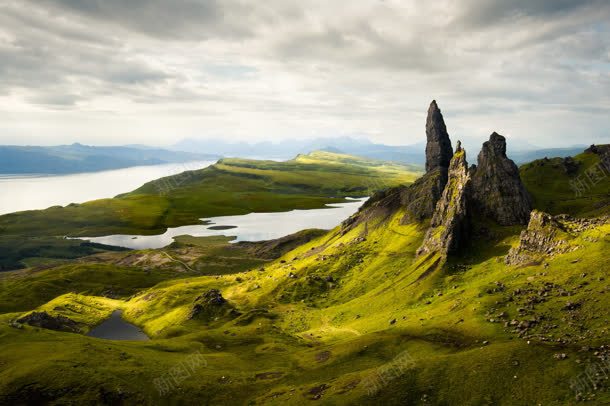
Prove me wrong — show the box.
[505,211,572,265]
[16,311,81,333]
[188,289,233,321]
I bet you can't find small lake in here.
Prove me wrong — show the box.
[0,161,215,215]
[80,197,367,250]
[87,310,149,341]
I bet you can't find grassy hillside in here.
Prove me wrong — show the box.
[1,197,607,404]
[0,151,421,239]
[521,147,609,216]
[0,152,420,270]
[0,149,607,404]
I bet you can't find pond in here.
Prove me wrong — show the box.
[79,197,367,250]
[87,310,149,341]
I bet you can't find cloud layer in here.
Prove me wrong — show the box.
[0,0,609,148]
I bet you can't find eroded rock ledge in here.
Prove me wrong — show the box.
[506,211,608,266]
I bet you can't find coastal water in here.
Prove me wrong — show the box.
[0,161,214,215]
[81,198,367,249]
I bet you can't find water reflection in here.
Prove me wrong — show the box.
[81,198,367,249]
[87,310,149,341]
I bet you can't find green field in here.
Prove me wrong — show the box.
[520,149,610,217]
[0,152,421,270]
[0,150,608,404]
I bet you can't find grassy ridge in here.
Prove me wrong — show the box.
[1,204,607,404]
[521,148,609,216]
[0,152,420,270]
[0,151,421,238]
[0,150,607,404]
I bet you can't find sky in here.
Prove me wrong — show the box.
[0,0,609,149]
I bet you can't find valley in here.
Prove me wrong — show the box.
[0,102,608,405]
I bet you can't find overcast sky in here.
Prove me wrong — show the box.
[0,0,609,148]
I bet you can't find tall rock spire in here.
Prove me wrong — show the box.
[425,100,453,173]
[470,132,532,225]
[417,143,471,257]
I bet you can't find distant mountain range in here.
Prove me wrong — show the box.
[172,136,427,164]
[0,143,219,174]
[172,137,588,165]
[0,138,591,175]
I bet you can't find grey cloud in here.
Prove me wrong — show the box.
[0,0,607,147]
[27,0,266,40]
[456,0,610,27]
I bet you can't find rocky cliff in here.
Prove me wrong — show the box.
[470,132,532,225]
[417,142,471,256]
[342,101,453,231]
[506,210,607,265]
[344,103,533,259]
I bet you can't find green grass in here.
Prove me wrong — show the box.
[0,151,420,239]
[0,235,128,271]
[1,204,606,404]
[0,263,183,313]
[0,150,608,404]
[520,148,610,216]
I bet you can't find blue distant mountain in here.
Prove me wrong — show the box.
[173,136,427,164]
[172,137,587,165]
[0,143,219,174]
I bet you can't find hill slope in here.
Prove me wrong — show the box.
[0,104,606,405]
[0,152,421,270]
[521,145,610,217]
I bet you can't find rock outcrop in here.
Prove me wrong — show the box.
[505,211,573,265]
[345,104,534,261]
[417,142,471,256]
[341,166,448,231]
[16,311,81,333]
[470,132,532,225]
[506,211,608,265]
[425,100,453,174]
[188,289,235,321]
[342,100,453,231]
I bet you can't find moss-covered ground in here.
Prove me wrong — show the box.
[1,205,607,404]
[0,150,607,404]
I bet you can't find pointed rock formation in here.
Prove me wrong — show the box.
[342,101,453,231]
[425,100,453,173]
[470,132,532,225]
[397,100,454,223]
[417,142,471,257]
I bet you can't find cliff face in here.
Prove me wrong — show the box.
[505,211,608,266]
[470,132,532,225]
[344,103,533,259]
[399,100,454,223]
[417,142,471,256]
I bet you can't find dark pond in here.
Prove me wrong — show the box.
[87,310,149,341]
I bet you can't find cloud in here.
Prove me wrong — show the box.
[0,0,608,147]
